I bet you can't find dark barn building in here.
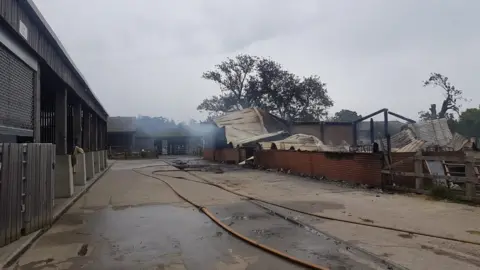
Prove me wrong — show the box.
[0,0,108,153]
[107,117,136,153]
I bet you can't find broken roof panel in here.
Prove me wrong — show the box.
[382,118,457,152]
[235,131,288,147]
[411,118,452,146]
[260,134,350,152]
[214,108,288,146]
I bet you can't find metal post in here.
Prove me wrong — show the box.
[92,115,98,151]
[33,67,41,142]
[55,88,67,155]
[73,102,82,145]
[383,110,391,154]
[370,118,375,144]
[83,111,91,151]
[414,151,424,191]
[352,122,357,146]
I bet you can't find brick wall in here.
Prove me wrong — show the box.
[203,148,246,164]
[255,150,383,186]
[203,149,215,161]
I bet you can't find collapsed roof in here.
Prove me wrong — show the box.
[214,108,288,147]
[385,118,473,152]
[213,109,474,153]
[259,134,350,152]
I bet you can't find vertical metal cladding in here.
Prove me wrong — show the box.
[0,0,107,120]
[0,44,34,130]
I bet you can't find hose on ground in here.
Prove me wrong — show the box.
[139,164,480,247]
[132,168,329,270]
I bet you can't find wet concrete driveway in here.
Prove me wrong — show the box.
[13,160,301,270]
[12,158,394,269]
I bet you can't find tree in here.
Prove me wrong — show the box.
[330,109,362,122]
[198,54,333,121]
[454,106,480,138]
[418,73,467,121]
[198,54,258,116]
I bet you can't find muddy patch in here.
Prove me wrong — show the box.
[466,230,480,236]
[250,227,292,239]
[77,244,89,256]
[420,244,480,267]
[231,212,272,221]
[359,217,375,224]
[397,233,415,239]
[111,202,170,211]
[273,200,344,213]
[56,213,86,226]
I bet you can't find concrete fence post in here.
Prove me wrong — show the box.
[99,151,105,170]
[103,150,107,169]
[94,151,100,173]
[85,152,94,179]
[54,155,74,198]
[74,153,86,186]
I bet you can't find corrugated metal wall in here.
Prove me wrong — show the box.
[0,0,106,119]
[0,44,34,130]
[0,143,55,247]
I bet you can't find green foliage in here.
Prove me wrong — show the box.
[419,73,468,121]
[452,106,480,138]
[430,185,457,201]
[198,54,333,121]
[330,109,362,122]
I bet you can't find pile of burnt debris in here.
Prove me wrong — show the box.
[171,160,224,173]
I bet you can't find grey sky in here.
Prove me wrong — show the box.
[33,0,480,122]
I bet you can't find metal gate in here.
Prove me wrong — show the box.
[0,45,34,130]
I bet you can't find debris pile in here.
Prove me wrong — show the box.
[382,119,475,152]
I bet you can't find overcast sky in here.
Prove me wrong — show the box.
[33,0,479,122]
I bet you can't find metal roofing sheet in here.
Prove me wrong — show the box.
[235,131,288,146]
[259,134,350,152]
[214,108,288,146]
[383,118,456,152]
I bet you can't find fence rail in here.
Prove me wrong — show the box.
[382,151,479,202]
[0,143,55,247]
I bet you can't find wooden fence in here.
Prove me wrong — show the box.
[382,151,479,202]
[0,143,55,247]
